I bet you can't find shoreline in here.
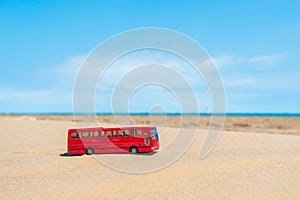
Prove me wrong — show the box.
[1,112,300,116]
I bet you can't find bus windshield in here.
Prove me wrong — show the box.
[151,128,159,141]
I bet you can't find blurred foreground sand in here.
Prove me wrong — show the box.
[1,115,300,199]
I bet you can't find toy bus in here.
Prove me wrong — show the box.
[67,126,159,155]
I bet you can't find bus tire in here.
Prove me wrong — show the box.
[130,146,138,154]
[86,148,94,155]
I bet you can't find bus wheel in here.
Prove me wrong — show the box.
[130,146,138,154]
[86,148,94,155]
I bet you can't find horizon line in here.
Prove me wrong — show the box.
[1,112,300,117]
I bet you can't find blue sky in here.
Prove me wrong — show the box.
[0,0,300,113]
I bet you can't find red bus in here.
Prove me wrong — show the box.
[67,126,159,155]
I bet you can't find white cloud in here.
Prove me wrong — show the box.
[0,55,86,112]
[54,54,86,74]
[212,54,244,68]
[97,50,208,92]
[0,51,214,113]
[249,54,285,63]
[5,51,292,113]
[212,53,285,68]
[0,86,74,112]
[223,77,257,88]
[92,50,214,112]
[0,87,53,101]
[39,54,86,88]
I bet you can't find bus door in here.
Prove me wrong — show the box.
[144,132,150,146]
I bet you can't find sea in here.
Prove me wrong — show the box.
[2,112,300,117]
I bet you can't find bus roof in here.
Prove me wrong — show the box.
[68,125,156,132]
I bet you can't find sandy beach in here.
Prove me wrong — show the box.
[1,115,300,199]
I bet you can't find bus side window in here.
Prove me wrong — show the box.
[94,131,103,138]
[71,132,80,138]
[119,130,129,137]
[136,129,142,136]
[94,131,99,138]
[111,130,117,137]
[124,130,129,137]
[106,131,112,137]
[118,130,123,137]
[82,131,90,138]
[130,129,142,136]
[130,129,135,136]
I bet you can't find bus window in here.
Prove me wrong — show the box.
[124,130,129,137]
[82,131,91,138]
[111,130,117,137]
[119,130,129,137]
[106,131,112,137]
[151,128,159,141]
[136,129,142,136]
[71,132,80,138]
[130,129,142,136]
[106,130,117,137]
[94,131,104,138]
[130,129,134,136]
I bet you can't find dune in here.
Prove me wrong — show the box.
[0,115,300,199]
